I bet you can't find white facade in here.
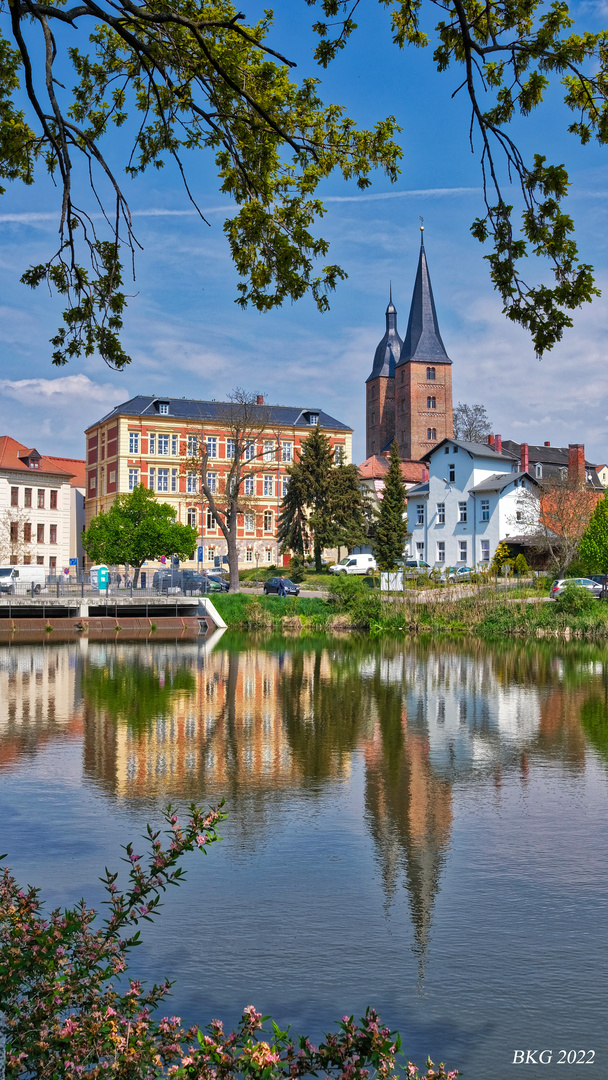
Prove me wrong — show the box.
[406,438,540,566]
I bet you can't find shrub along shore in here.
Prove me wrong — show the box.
[213,577,608,639]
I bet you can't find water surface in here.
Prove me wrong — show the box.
[2,632,608,1078]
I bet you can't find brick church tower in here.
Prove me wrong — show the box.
[365,287,403,458]
[394,229,453,460]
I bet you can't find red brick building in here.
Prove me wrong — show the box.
[84,397,352,570]
[366,229,454,462]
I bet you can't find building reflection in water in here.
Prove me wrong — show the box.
[0,643,83,768]
[2,634,607,972]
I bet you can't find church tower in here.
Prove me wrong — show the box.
[394,229,453,460]
[365,287,403,458]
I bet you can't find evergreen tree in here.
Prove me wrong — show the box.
[327,460,368,558]
[373,442,408,571]
[278,469,310,557]
[579,494,608,572]
[281,427,334,571]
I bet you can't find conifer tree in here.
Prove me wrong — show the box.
[327,459,367,559]
[279,427,334,571]
[373,441,408,571]
[579,494,608,572]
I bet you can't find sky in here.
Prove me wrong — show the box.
[2,0,608,465]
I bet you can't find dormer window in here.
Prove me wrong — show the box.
[19,449,41,470]
[309,413,319,426]
[155,400,170,415]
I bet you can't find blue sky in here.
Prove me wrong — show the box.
[2,0,608,464]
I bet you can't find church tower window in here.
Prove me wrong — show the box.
[426,366,436,380]
[427,396,436,409]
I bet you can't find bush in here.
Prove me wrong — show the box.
[554,582,597,614]
[288,554,306,583]
[0,806,458,1080]
[515,553,529,576]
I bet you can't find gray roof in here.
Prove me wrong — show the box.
[89,396,353,432]
[420,437,516,464]
[397,236,451,367]
[501,439,603,488]
[366,288,403,382]
[469,470,539,494]
[406,481,429,497]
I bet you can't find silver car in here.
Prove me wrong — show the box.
[549,577,602,600]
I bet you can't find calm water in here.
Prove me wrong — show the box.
[2,631,608,1078]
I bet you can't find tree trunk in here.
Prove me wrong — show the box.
[227,517,240,593]
[314,537,322,573]
[133,564,142,587]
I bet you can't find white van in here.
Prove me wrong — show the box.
[329,554,377,576]
[0,565,46,595]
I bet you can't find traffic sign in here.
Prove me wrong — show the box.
[160,556,167,564]
[69,557,78,566]
[198,546,204,562]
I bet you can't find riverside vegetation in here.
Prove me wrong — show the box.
[0,805,457,1080]
[212,576,608,639]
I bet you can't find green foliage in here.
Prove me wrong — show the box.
[491,540,513,572]
[373,441,408,571]
[514,553,530,576]
[554,582,596,614]
[288,554,306,583]
[579,493,608,573]
[82,661,196,732]
[279,427,342,571]
[308,0,605,354]
[82,484,197,583]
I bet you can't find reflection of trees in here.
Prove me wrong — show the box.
[279,644,370,783]
[82,661,195,731]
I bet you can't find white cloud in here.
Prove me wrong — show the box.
[0,375,125,456]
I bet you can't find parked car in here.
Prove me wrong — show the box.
[263,577,300,596]
[153,570,228,594]
[401,558,432,577]
[438,565,475,584]
[549,577,602,600]
[329,554,377,576]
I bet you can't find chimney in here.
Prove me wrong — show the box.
[495,434,502,454]
[568,443,585,485]
[256,394,264,405]
[423,466,429,482]
[544,441,550,447]
[521,442,529,474]
[488,434,495,447]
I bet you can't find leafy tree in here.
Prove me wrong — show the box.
[82,484,197,585]
[373,441,408,571]
[0,509,33,565]
[514,553,530,576]
[1,0,604,364]
[185,389,271,593]
[452,403,492,443]
[518,474,601,575]
[579,494,608,573]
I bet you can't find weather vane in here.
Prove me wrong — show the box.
[420,216,424,231]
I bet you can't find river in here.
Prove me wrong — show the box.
[1,631,608,1078]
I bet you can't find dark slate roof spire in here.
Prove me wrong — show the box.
[366,287,403,382]
[397,230,451,366]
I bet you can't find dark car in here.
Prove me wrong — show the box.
[205,574,229,593]
[263,577,300,596]
[153,570,216,594]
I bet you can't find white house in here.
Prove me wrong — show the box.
[406,438,540,567]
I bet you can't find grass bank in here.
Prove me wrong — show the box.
[213,579,608,639]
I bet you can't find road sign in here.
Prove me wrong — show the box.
[69,557,78,566]
[160,556,167,564]
[198,546,204,562]
[214,556,220,567]
[64,568,70,576]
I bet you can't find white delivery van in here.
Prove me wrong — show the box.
[0,565,46,595]
[329,554,377,576]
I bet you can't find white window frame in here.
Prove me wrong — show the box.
[187,435,198,456]
[263,475,273,496]
[187,508,197,528]
[459,540,468,562]
[480,539,490,562]
[437,541,445,563]
[207,472,218,494]
[128,469,139,491]
[263,441,275,462]
[481,499,490,522]
[129,432,139,454]
[226,438,236,459]
[171,468,178,493]
[245,511,255,533]
[436,502,445,524]
[416,504,424,526]
[206,437,218,459]
[458,501,467,523]
[157,468,169,492]
[246,547,253,562]
[244,476,254,496]
[172,435,178,456]
[149,467,155,490]
[187,472,198,494]
[245,442,256,461]
[281,442,292,463]
[149,433,156,455]
[263,510,273,532]
[157,434,169,456]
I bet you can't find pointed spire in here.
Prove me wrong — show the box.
[398,235,451,366]
[366,286,402,381]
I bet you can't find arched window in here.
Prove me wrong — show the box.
[187,507,197,528]
[427,396,436,409]
[427,428,437,441]
[263,510,273,532]
[535,463,543,478]
[426,366,436,380]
